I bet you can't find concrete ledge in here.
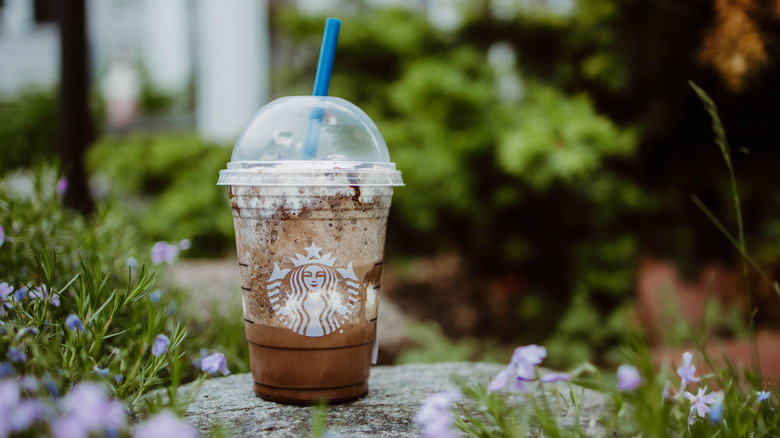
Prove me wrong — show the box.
[184,362,604,437]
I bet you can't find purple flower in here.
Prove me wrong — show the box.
[8,347,26,363]
[0,282,14,316]
[135,410,198,438]
[57,177,68,195]
[511,344,546,380]
[191,348,210,369]
[13,287,27,302]
[167,300,177,316]
[758,391,771,403]
[540,372,571,383]
[487,368,512,392]
[683,386,718,424]
[149,290,162,303]
[617,364,641,391]
[29,285,60,307]
[11,399,41,432]
[676,351,700,389]
[17,327,38,337]
[178,239,191,250]
[709,400,723,424]
[66,314,85,333]
[0,381,40,432]
[0,380,19,402]
[201,352,230,376]
[151,241,179,265]
[93,365,110,376]
[0,225,5,247]
[0,363,15,378]
[126,257,138,269]
[17,376,40,392]
[152,334,170,357]
[0,379,21,436]
[488,344,547,393]
[52,382,126,438]
[43,374,59,396]
[0,283,13,300]
[414,391,461,438]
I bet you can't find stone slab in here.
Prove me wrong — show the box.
[184,362,606,437]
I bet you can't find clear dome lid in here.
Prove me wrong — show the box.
[218,96,403,186]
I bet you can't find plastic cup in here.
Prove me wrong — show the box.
[218,96,403,403]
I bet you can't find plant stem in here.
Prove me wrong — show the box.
[689,81,761,380]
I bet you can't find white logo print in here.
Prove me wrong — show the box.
[267,243,359,337]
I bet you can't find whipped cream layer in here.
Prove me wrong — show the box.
[218,160,404,187]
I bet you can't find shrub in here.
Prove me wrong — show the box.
[0,90,59,175]
[87,134,235,257]
[0,167,233,435]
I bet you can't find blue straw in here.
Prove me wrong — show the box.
[313,18,341,97]
[302,18,341,160]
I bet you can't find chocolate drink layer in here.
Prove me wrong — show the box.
[229,185,393,403]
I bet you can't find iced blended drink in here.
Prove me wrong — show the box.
[218,96,403,403]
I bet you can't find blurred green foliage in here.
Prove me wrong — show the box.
[136,62,195,115]
[87,135,234,257]
[397,320,506,364]
[0,88,105,177]
[277,7,648,364]
[497,85,635,189]
[0,90,58,175]
[277,2,780,364]
[0,166,140,282]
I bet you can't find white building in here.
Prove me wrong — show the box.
[0,0,59,96]
[0,0,271,142]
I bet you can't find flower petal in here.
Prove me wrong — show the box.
[696,402,711,418]
[511,345,546,368]
[152,334,171,357]
[617,365,640,391]
[540,372,571,383]
[487,368,511,393]
[509,377,527,392]
[135,410,197,438]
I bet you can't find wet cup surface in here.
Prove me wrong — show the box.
[218,96,403,403]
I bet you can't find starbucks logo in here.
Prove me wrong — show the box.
[267,243,359,337]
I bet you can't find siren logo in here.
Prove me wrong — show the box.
[267,243,359,337]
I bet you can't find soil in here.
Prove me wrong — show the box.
[382,252,526,342]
